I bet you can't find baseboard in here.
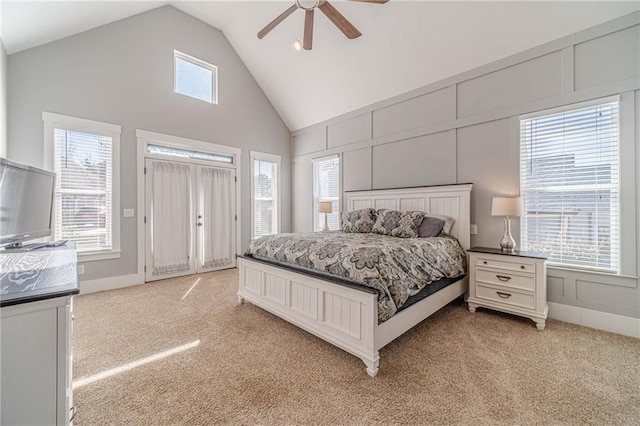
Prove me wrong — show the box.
[548,302,640,338]
[79,273,144,294]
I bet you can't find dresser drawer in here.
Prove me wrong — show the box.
[475,268,536,292]
[475,256,536,274]
[476,284,535,310]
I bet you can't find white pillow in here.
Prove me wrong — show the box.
[426,214,455,234]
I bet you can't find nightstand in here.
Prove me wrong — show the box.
[467,247,549,330]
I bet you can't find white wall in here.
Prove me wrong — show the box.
[0,40,7,158]
[292,12,640,319]
[7,6,291,282]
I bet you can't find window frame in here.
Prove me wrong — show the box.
[250,151,281,241]
[43,112,121,262]
[519,96,621,274]
[173,50,218,104]
[312,154,341,232]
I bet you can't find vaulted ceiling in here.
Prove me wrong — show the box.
[2,1,638,131]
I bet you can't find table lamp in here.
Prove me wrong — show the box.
[491,197,522,251]
[318,201,333,232]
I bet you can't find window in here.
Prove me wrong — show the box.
[520,98,619,272]
[251,151,280,239]
[174,50,218,104]
[313,155,340,232]
[43,112,121,260]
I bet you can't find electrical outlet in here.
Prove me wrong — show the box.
[470,224,478,235]
[77,265,85,275]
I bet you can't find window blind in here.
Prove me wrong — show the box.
[253,159,278,238]
[520,100,619,272]
[313,155,340,231]
[53,128,113,252]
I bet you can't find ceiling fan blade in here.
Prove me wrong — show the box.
[303,9,314,50]
[318,1,362,39]
[349,0,389,3]
[257,4,298,39]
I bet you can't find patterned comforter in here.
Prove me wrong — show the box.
[244,232,467,322]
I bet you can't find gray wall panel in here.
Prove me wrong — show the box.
[547,276,566,301]
[293,161,313,233]
[7,6,291,281]
[456,119,520,248]
[575,25,640,90]
[373,88,453,138]
[343,148,371,192]
[576,279,639,317]
[293,127,326,156]
[457,52,562,118]
[372,132,455,189]
[328,113,370,149]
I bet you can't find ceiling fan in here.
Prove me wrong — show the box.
[257,0,388,50]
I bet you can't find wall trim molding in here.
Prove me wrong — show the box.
[79,273,144,294]
[548,302,640,338]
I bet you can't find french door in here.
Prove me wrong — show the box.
[145,158,236,282]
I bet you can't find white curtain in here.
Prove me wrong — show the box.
[152,161,192,275]
[201,167,233,268]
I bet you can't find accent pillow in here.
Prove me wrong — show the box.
[341,208,376,233]
[427,214,455,234]
[372,209,425,238]
[418,216,445,238]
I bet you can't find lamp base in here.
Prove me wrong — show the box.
[322,213,329,232]
[499,216,516,251]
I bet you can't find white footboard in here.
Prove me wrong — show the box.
[237,257,380,376]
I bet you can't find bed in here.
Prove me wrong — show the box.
[237,184,473,376]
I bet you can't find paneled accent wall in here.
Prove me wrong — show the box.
[291,12,640,319]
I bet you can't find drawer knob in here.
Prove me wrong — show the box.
[520,265,525,269]
[496,291,512,299]
[496,275,511,282]
[483,261,487,265]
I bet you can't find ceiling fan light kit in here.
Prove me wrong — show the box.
[257,0,388,51]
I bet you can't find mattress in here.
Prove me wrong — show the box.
[244,231,467,322]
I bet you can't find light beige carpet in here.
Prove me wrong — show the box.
[73,269,640,425]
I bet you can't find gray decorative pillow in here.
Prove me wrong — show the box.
[418,216,445,238]
[372,209,425,238]
[341,208,376,233]
[426,214,455,234]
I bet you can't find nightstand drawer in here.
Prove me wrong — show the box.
[475,257,535,274]
[475,268,536,292]
[476,284,535,310]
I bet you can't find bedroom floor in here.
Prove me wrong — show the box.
[73,269,640,425]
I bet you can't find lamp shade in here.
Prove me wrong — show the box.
[491,197,522,217]
[318,201,333,214]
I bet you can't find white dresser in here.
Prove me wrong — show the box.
[467,247,549,330]
[1,243,79,425]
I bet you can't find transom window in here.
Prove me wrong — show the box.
[174,50,218,104]
[520,98,619,272]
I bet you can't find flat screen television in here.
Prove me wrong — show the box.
[0,158,56,248]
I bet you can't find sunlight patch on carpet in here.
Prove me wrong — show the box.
[181,277,201,300]
[73,340,201,389]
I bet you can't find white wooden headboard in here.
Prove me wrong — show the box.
[345,184,473,249]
